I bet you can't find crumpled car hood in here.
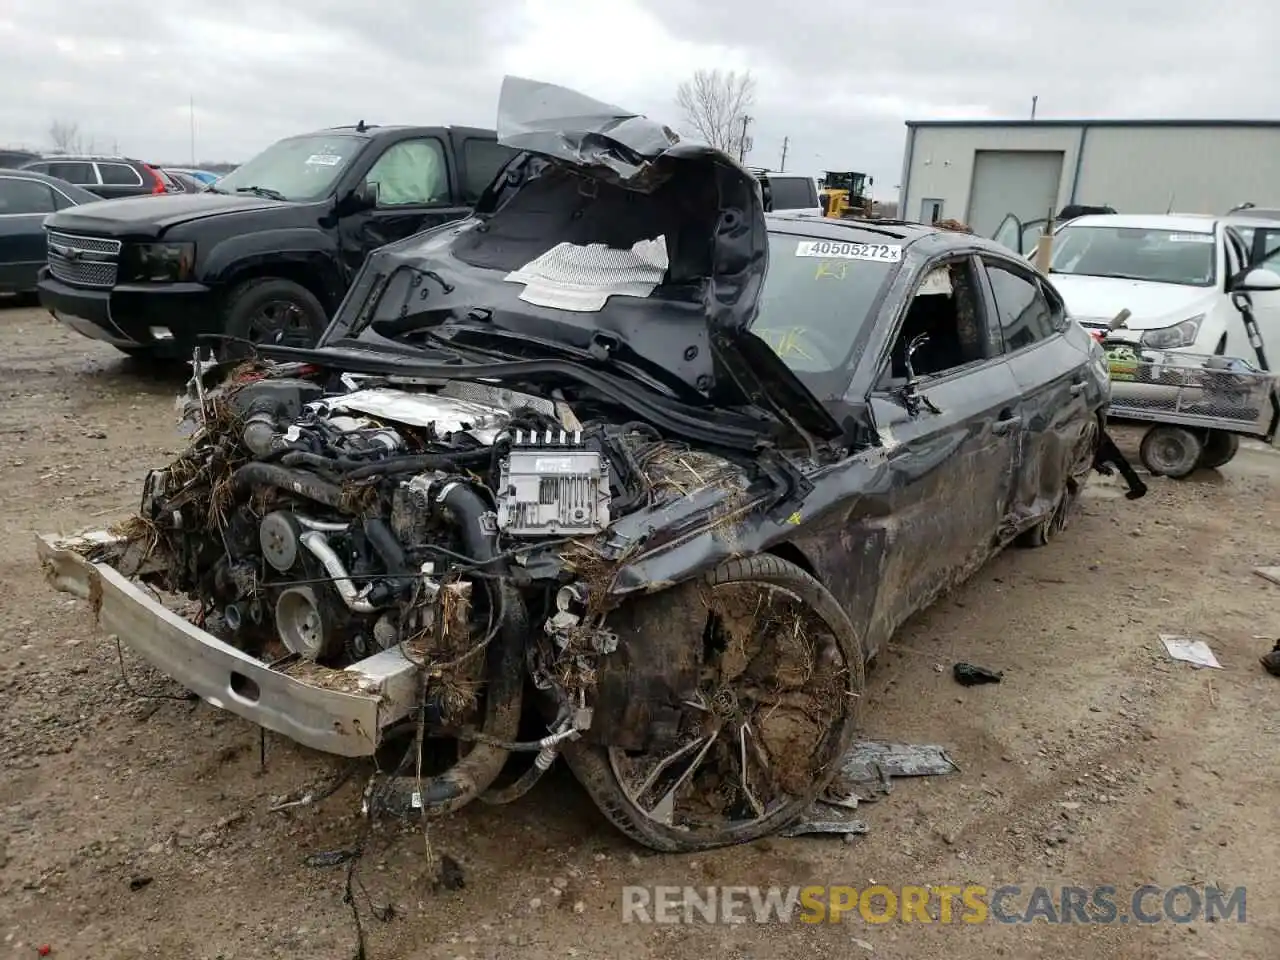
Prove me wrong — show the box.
[318,75,844,450]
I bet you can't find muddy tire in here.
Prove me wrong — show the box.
[562,554,864,853]
[1197,431,1240,470]
[219,278,328,360]
[1139,425,1203,479]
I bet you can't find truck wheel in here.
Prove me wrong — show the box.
[1139,425,1203,479]
[221,278,327,359]
[1197,431,1240,470]
[561,554,864,853]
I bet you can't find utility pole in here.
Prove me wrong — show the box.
[1030,95,1038,121]
[738,115,752,163]
[189,95,196,165]
[779,136,789,172]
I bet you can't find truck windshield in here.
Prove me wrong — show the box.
[213,134,364,202]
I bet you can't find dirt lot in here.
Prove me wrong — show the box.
[1,300,1277,960]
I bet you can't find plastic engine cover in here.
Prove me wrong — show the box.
[497,429,610,536]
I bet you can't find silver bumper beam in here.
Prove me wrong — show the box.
[36,532,422,757]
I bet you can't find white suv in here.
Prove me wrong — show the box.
[1042,213,1280,361]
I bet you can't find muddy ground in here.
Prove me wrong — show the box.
[1,300,1277,960]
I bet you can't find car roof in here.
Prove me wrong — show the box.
[1224,212,1280,227]
[1062,212,1218,232]
[305,124,485,141]
[26,155,148,164]
[2,168,82,186]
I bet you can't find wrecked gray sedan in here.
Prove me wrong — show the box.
[38,77,1144,853]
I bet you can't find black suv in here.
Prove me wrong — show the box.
[20,156,175,198]
[38,124,517,358]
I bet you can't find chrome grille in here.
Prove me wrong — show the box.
[46,230,121,288]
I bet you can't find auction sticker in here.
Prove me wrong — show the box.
[1168,233,1213,243]
[795,239,902,262]
[305,154,343,166]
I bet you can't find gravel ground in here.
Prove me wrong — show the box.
[1,300,1277,960]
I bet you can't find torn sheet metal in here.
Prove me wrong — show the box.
[495,75,682,185]
[781,741,959,837]
[839,740,959,783]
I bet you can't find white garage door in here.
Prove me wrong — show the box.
[967,150,1064,240]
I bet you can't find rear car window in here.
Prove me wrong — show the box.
[97,162,143,186]
[45,162,97,185]
[766,177,818,211]
[462,138,520,203]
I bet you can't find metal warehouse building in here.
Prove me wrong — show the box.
[897,120,1280,240]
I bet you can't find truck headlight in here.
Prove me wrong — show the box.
[1139,314,1203,350]
[133,242,195,282]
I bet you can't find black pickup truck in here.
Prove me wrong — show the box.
[37,124,518,358]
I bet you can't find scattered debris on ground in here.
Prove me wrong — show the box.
[780,741,959,837]
[952,662,1004,685]
[1159,634,1223,669]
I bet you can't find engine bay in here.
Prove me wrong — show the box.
[119,360,745,718]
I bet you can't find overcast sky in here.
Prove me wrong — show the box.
[3,0,1276,196]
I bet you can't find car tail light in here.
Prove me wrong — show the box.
[144,164,167,194]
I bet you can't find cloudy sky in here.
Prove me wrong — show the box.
[3,0,1276,197]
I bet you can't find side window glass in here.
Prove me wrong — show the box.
[1255,229,1280,266]
[0,178,56,214]
[97,163,142,186]
[46,162,97,184]
[51,189,77,210]
[768,178,817,210]
[985,262,1055,351]
[1039,278,1068,331]
[884,258,991,382]
[364,138,448,206]
[1259,238,1280,271]
[462,139,519,204]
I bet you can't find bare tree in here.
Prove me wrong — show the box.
[675,69,756,156]
[49,119,85,155]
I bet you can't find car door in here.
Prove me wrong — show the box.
[979,255,1096,532]
[1240,225,1280,366]
[341,134,470,276]
[864,254,1025,632]
[0,175,58,293]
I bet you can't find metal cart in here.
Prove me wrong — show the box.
[1102,343,1280,477]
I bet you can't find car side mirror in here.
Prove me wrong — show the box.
[348,180,378,212]
[1233,266,1280,292]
